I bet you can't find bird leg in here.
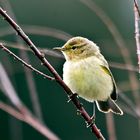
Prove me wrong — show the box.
[67,93,84,115]
[68,94,96,128]
[67,93,79,103]
[86,103,96,128]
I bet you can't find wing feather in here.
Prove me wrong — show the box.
[100,65,118,101]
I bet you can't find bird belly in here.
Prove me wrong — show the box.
[63,58,113,102]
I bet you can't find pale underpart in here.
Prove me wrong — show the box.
[63,55,113,102]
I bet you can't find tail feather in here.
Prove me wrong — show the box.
[96,98,123,115]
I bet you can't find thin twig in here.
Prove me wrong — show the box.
[0,43,54,80]
[0,7,105,140]
[134,0,140,74]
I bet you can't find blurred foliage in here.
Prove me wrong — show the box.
[0,0,140,140]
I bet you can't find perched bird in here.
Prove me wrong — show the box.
[54,37,123,115]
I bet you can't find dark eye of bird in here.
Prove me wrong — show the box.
[71,46,77,50]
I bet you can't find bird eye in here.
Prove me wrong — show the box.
[71,46,77,50]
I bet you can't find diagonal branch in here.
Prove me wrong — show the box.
[0,43,54,81]
[0,7,105,140]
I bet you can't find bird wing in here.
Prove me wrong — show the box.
[100,65,118,101]
[96,53,118,100]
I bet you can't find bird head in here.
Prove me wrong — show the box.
[54,36,99,61]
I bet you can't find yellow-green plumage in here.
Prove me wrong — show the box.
[54,36,123,115]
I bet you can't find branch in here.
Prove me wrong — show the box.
[134,0,140,74]
[0,43,54,81]
[0,7,105,140]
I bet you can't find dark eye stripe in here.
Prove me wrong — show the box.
[71,46,77,50]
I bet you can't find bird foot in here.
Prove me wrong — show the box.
[86,115,96,128]
[67,93,78,103]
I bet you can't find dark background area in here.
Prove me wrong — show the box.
[0,0,139,140]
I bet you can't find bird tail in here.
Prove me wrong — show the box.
[95,98,123,115]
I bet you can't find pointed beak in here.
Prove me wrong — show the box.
[53,47,65,51]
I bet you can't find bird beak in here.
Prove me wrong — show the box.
[53,47,66,51]
[53,47,62,51]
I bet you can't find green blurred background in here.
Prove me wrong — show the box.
[0,0,140,140]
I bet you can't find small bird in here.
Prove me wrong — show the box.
[54,36,123,115]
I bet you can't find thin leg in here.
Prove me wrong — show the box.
[92,102,96,120]
[86,102,96,128]
[67,93,78,103]
[67,93,83,116]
